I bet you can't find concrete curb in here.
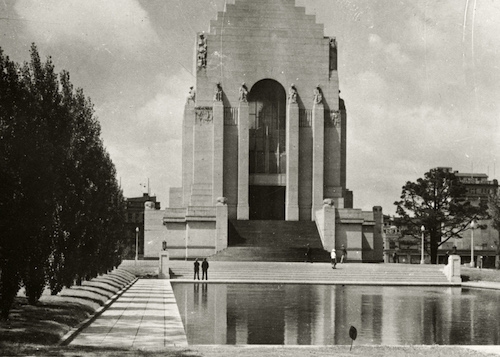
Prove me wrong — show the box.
[58,277,138,346]
[169,278,461,286]
[462,282,500,290]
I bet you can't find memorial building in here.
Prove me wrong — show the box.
[145,0,383,262]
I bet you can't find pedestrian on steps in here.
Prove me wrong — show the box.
[340,245,347,263]
[194,258,200,280]
[202,258,209,280]
[331,248,337,269]
[305,244,313,263]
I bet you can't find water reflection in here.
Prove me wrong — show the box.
[172,283,500,345]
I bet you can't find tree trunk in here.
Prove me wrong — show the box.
[430,233,439,264]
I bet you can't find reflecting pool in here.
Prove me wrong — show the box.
[171,283,500,345]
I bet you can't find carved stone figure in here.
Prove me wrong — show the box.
[323,198,335,207]
[330,110,340,127]
[187,86,196,103]
[214,82,223,102]
[329,37,337,50]
[197,33,207,68]
[217,197,227,205]
[288,84,298,104]
[239,83,248,102]
[313,85,323,104]
[329,37,337,71]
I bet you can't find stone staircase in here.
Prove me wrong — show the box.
[168,261,454,285]
[210,220,330,262]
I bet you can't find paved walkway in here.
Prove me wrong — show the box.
[70,279,187,348]
[70,262,500,353]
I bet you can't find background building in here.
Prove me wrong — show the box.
[124,193,160,259]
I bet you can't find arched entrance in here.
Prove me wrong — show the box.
[248,79,286,220]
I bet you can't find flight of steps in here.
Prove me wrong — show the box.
[168,261,453,285]
[211,220,330,262]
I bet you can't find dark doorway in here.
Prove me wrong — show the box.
[248,79,286,175]
[249,186,285,220]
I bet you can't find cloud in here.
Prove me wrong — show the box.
[100,69,192,205]
[14,0,160,54]
[134,71,192,143]
[369,34,410,64]
[108,140,182,206]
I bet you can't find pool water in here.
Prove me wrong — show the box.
[172,283,500,345]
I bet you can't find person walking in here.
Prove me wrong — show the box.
[305,244,313,263]
[331,248,337,269]
[201,258,209,280]
[193,258,200,280]
[340,245,347,263]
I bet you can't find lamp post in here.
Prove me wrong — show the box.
[420,225,425,264]
[470,220,475,268]
[135,226,139,262]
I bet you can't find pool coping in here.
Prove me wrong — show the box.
[169,278,462,286]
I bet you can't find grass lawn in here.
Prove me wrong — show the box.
[461,266,500,282]
[0,296,94,345]
[0,268,135,354]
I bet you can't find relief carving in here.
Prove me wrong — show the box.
[197,33,207,69]
[195,107,213,124]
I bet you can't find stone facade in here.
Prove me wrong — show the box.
[145,0,383,261]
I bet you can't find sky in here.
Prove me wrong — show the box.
[1,0,499,215]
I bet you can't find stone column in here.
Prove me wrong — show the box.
[158,250,169,279]
[213,102,224,203]
[311,102,324,219]
[216,197,228,252]
[237,101,249,219]
[322,199,336,251]
[182,101,195,206]
[286,102,299,220]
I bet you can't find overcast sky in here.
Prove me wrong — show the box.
[1,0,499,215]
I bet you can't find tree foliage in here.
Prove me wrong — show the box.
[0,45,125,318]
[490,194,500,235]
[394,168,490,264]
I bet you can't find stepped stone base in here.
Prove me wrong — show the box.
[211,220,330,262]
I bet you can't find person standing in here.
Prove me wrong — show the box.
[331,248,337,269]
[202,258,209,280]
[341,245,347,263]
[193,258,200,280]
[305,244,313,263]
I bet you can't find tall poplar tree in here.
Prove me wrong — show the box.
[0,45,125,317]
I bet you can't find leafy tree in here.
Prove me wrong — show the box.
[394,168,490,264]
[490,193,500,269]
[491,193,500,235]
[0,45,125,317]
